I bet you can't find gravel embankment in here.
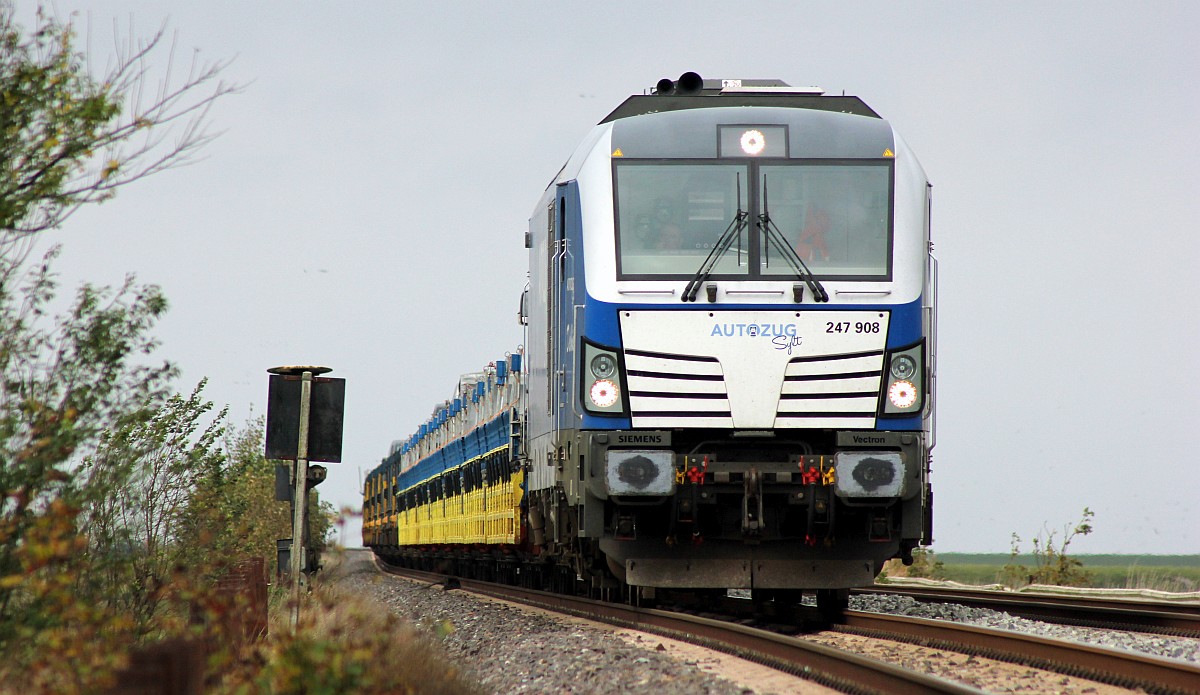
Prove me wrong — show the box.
[330,551,1200,694]
[332,551,810,694]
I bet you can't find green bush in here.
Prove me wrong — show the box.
[1001,508,1095,588]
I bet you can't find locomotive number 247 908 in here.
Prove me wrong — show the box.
[827,321,882,334]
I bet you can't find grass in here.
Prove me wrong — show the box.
[931,554,1200,591]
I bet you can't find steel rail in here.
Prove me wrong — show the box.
[840,610,1200,695]
[378,563,984,695]
[855,585,1200,637]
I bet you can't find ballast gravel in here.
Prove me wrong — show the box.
[330,551,1200,694]
[850,593,1200,664]
[332,552,770,694]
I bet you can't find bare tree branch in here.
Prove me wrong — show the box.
[0,4,239,257]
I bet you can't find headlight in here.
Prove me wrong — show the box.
[589,379,620,408]
[740,129,766,155]
[581,340,627,415]
[591,354,617,379]
[880,342,925,416]
[887,380,918,409]
[889,355,916,380]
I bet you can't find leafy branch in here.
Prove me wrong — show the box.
[0,2,239,257]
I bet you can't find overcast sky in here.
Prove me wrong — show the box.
[18,2,1199,554]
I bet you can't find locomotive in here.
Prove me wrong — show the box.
[364,73,937,615]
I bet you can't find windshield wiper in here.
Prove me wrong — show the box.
[758,177,829,303]
[682,174,747,302]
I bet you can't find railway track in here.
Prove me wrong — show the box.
[855,585,1200,637]
[376,561,978,693]
[839,609,1200,694]
[375,560,1200,694]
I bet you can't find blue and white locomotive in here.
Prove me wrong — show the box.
[522,73,936,607]
[366,74,936,614]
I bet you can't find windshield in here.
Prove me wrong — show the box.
[614,163,749,278]
[614,160,892,280]
[759,163,892,279]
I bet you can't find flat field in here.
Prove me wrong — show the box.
[934,554,1200,591]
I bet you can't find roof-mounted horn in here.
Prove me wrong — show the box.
[676,72,703,95]
[655,71,704,96]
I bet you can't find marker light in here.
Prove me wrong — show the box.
[591,354,617,379]
[740,129,766,155]
[887,380,918,409]
[890,355,916,380]
[589,379,620,408]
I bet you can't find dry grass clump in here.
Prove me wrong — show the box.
[1124,568,1198,593]
[216,581,482,695]
[880,547,946,581]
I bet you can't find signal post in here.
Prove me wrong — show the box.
[265,365,345,628]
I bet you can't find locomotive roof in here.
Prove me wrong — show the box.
[600,92,880,124]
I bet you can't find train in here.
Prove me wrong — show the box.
[364,73,937,616]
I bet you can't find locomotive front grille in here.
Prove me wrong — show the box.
[624,348,733,428]
[774,350,884,428]
[618,309,891,430]
[622,347,884,430]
